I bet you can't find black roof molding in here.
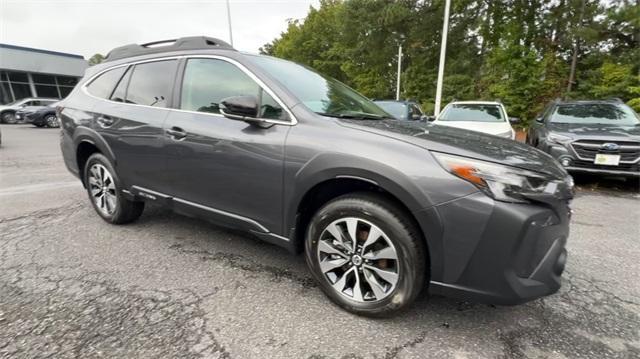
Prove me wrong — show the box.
[104,36,235,62]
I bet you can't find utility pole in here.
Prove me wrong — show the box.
[396,45,403,101]
[434,0,451,116]
[226,0,234,46]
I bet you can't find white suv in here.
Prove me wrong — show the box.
[432,101,517,140]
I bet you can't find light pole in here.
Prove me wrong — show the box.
[434,0,451,116]
[396,45,403,101]
[226,0,234,46]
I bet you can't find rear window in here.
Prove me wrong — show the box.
[86,67,127,99]
[439,104,505,122]
[550,103,639,125]
[125,60,177,108]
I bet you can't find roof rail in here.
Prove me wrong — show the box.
[104,36,235,62]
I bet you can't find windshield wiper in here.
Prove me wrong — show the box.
[317,111,393,121]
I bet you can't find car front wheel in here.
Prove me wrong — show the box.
[1,112,16,124]
[305,192,427,317]
[84,153,144,224]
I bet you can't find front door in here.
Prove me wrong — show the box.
[163,57,292,233]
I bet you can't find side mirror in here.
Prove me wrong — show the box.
[535,117,544,123]
[220,95,260,122]
[426,115,436,122]
[509,117,520,124]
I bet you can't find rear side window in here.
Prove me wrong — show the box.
[125,60,177,108]
[86,67,127,99]
[180,58,286,120]
[110,66,132,103]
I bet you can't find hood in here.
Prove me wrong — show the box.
[338,119,567,179]
[548,122,640,141]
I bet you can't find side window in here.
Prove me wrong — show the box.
[86,67,127,99]
[110,66,132,103]
[126,60,177,108]
[411,104,423,116]
[180,58,287,121]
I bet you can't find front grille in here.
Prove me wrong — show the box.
[571,140,640,163]
[572,159,640,173]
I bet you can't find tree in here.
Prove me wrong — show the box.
[262,0,640,123]
[88,53,105,66]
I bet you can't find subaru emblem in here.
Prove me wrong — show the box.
[601,142,620,151]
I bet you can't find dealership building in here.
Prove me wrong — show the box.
[0,43,88,105]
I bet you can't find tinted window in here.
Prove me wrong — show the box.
[86,67,127,99]
[110,67,132,103]
[180,58,286,120]
[550,103,639,125]
[126,60,177,107]
[439,104,505,122]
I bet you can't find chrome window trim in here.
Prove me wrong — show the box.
[81,54,298,126]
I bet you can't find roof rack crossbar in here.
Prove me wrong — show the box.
[104,36,235,62]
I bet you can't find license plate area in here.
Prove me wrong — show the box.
[594,153,620,166]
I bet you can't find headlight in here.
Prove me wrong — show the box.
[433,153,563,203]
[547,133,573,145]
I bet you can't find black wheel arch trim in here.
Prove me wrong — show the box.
[72,126,117,166]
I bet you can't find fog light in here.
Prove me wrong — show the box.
[560,158,572,167]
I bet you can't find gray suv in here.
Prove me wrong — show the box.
[59,37,573,316]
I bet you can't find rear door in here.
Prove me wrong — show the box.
[89,59,178,193]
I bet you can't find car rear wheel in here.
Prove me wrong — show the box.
[1,112,16,124]
[305,192,427,317]
[45,114,59,128]
[84,153,144,224]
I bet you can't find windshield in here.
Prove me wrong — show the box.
[248,55,390,119]
[374,101,407,120]
[439,104,505,122]
[550,103,639,125]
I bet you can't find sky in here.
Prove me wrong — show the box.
[0,0,318,58]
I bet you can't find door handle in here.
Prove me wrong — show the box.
[97,116,114,126]
[166,126,187,140]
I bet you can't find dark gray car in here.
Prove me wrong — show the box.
[59,37,573,316]
[528,100,640,177]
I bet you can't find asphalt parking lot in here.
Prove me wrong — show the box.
[1,124,639,359]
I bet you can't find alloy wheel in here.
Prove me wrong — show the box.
[46,115,59,128]
[88,164,117,215]
[2,113,16,124]
[316,217,399,302]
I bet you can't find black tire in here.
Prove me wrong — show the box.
[45,114,59,128]
[305,192,427,317]
[33,123,46,128]
[83,153,144,224]
[1,112,16,124]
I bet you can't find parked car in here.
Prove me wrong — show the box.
[431,101,517,139]
[0,98,58,124]
[15,102,61,128]
[60,37,573,316]
[528,99,640,177]
[373,100,426,121]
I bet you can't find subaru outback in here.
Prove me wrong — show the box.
[59,37,573,316]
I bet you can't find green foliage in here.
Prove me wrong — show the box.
[262,0,640,125]
[88,53,105,66]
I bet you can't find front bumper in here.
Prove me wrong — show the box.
[423,192,570,305]
[542,142,640,177]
